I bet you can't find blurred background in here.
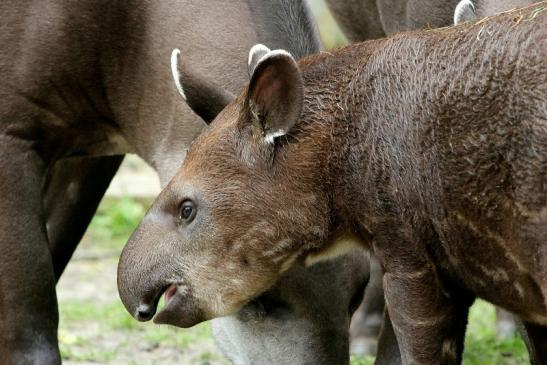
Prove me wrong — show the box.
[56,1,529,364]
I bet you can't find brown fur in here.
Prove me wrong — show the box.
[119,4,547,364]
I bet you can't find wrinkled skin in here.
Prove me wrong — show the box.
[118,4,547,365]
[0,0,380,364]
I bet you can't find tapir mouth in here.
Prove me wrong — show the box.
[163,283,178,303]
[152,284,206,328]
[132,283,173,322]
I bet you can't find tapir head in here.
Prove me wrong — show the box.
[118,45,339,327]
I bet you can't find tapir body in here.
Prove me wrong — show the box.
[326,0,539,353]
[0,1,375,364]
[119,3,547,364]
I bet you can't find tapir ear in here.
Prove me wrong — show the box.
[171,49,235,124]
[245,47,303,143]
[453,0,476,24]
[247,44,271,76]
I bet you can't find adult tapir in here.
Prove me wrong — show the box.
[118,3,547,365]
[324,0,536,42]
[0,1,375,364]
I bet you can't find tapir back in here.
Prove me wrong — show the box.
[335,8,547,320]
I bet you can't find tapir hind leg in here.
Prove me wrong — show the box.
[522,321,547,365]
[44,155,124,280]
[350,254,385,356]
[374,310,402,365]
[0,140,60,365]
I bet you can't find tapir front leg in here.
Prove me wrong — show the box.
[0,139,60,365]
[44,155,124,279]
[382,267,473,365]
[373,228,474,365]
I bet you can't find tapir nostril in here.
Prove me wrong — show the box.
[135,304,155,321]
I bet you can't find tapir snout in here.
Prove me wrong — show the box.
[116,162,309,327]
[117,210,206,328]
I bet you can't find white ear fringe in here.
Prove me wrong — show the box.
[454,0,476,25]
[263,130,287,145]
[249,46,297,144]
[255,49,294,67]
[248,43,271,75]
[171,48,186,100]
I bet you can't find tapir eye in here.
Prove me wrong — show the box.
[180,200,196,222]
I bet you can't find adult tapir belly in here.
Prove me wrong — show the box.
[0,1,374,365]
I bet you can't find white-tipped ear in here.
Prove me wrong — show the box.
[246,48,303,143]
[171,48,186,99]
[454,0,476,24]
[247,44,271,76]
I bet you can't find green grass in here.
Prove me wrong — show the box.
[463,301,528,365]
[350,355,375,365]
[59,297,215,363]
[85,197,150,251]
[60,198,530,364]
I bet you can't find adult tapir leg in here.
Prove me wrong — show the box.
[375,310,402,365]
[0,139,60,365]
[44,155,124,280]
[522,322,547,365]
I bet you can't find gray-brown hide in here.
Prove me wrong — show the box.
[324,0,461,42]
[0,1,374,364]
[324,0,536,42]
[118,3,547,365]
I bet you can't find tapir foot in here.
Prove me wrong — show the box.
[8,344,61,365]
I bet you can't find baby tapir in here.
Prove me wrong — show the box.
[118,3,547,364]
